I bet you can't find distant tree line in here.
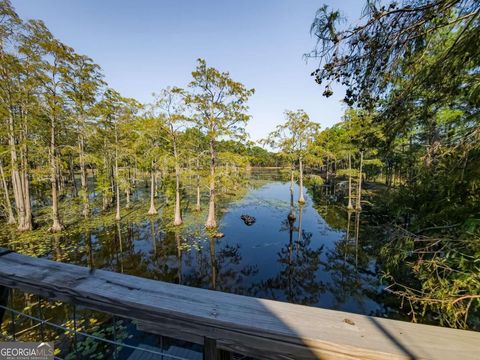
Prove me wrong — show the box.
[0,0,283,232]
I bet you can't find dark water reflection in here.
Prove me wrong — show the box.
[48,170,386,317]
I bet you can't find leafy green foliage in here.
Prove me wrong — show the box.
[309,0,480,328]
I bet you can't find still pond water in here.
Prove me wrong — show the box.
[0,169,389,358]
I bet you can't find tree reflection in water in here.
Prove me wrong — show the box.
[42,171,385,316]
[86,230,95,270]
[320,210,379,313]
[180,236,258,294]
[251,206,326,305]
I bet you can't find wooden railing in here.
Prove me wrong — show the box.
[0,247,478,360]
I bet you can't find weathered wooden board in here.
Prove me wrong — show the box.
[0,249,478,360]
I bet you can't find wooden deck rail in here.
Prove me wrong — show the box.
[0,248,478,360]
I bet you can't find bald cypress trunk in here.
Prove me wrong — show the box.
[0,160,15,224]
[8,113,31,231]
[69,155,77,198]
[205,138,216,229]
[114,127,121,221]
[148,161,157,215]
[195,158,201,212]
[173,136,182,226]
[102,153,110,211]
[290,163,294,192]
[298,157,305,204]
[20,112,32,229]
[356,151,363,211]
[50,115,63,232]
[347,153,354,210]
[125,187,131,209]
[288,164,296,222]
[79,135,89,218]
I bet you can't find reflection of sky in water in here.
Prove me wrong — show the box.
[214,181,382,315]
[5,171,385,318]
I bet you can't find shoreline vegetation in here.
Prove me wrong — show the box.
[0,0,479,345]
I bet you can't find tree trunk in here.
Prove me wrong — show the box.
[290,163,294,192]
[173,137,182,226]
[69,155,78,198]
[205,138,217,229]
[326,159,329,183]
[125,188,130,209]
[125,167,131,209]
[79,135,89,217]
[288,189,296,223]
[298,157,305,204]
[148,161,157,215]
[196,158,201,211]
[346,209,352,242]
[114,129,121,221]
[347,153,354,210]
[110,164,115,205]
[8,114,30,231]
[0,160,15,224]
[356,151,363,211]
[50,117,63,232]
[57,167,65,195]
[102,153,110,211]
[133,160,138,188]
[20,114,32,229]
[22,167,32,229]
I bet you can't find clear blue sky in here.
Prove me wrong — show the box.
[12,0,363,141]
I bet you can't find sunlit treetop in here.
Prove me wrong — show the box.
[262,109,320,160]
[185,58,255,142]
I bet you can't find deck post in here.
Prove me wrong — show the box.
[0,285,9,324]
[218,349,233,360]
[203,337,217,360]
[0,248,12,325]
